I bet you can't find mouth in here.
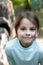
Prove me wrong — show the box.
[23,37,32,40]
[24,36,32,38]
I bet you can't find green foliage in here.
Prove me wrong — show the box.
[11,0,31,9]
[11,0,24,8]
[11,0,43,9]
[28,0,31,4]
[11,0,43,28]
[33,10,43,27]
[39,17,43,27]
[31,0,42,9]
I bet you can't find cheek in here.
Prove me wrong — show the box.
[17,32,23,37]
[31,31,36,38]
[31,31,36,35]
[17,29,23,35]
[16,30,22,37]
[32,31,38,38]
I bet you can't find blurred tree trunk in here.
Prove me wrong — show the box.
[24,0,31,11]
[42,0,43,8]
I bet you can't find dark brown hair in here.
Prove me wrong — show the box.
[15,11,39,33]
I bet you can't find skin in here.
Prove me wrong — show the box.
[17,18,39,48]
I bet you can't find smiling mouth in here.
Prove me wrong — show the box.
[24,36,32,38]
[23,37,32,40]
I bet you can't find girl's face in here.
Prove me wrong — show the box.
[17,18,38,48]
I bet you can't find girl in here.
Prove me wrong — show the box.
[5,11,43,65]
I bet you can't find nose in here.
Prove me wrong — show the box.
[26,30,31,35]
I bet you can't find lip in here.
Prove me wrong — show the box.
[23,37,32,39]
[24,36,32,38]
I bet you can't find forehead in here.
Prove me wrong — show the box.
[19,18,36,27]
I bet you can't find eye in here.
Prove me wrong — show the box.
[20,27,26,30]
[30,27,36,31]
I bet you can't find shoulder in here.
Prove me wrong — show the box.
[33,38,43,52]
[5,37,18,52]
[36,38,43,50]
[36,38,43,58]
